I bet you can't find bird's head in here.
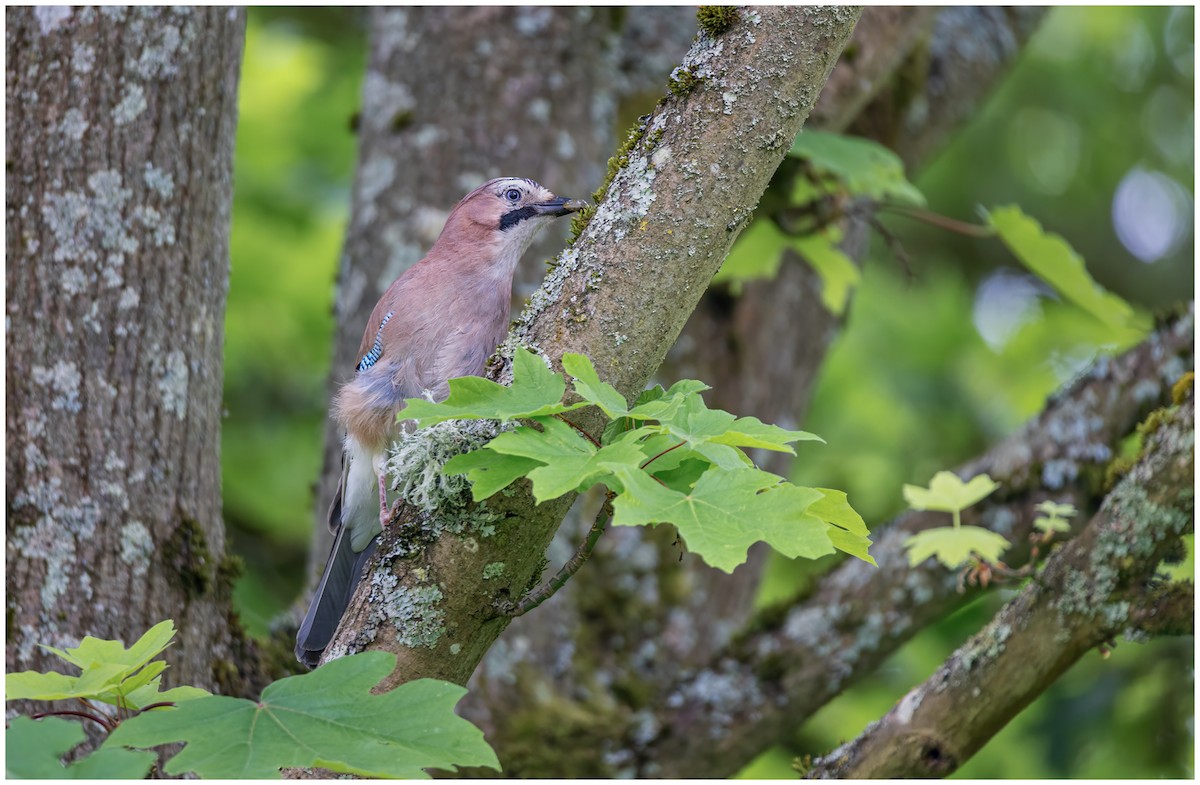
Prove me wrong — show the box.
[438,177,587,266]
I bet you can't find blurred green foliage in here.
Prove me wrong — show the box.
[754,6,1194,778]
[223,10,365,633]
[220,6,1192,778]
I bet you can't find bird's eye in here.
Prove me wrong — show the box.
[504,188,522,202]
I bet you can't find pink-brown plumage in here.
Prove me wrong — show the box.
[297,177,584,667]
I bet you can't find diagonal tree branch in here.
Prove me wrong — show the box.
[805,383,1194,778]
[323,6,864,692]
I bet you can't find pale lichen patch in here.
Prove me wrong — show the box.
[134,21,185,79]
[35,6,72,35]
[360,72,415,135]
[59,108,89,141]
[119,521,155,577]
[133,205,176,247]
[32,360,82,412]
[367,571,447,649]
[114,83,148,126]
[71,43,95,73]
[513,6,553,36]
[118,286,140,310]
[385,419,501,513]
[157,349,189,420]
[143,164,175,199]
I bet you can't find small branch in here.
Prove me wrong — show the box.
[879,203,995,238]
[504,494,615,618]
[805,392,1195,779]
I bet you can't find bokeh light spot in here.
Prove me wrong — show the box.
[972,269,1051,351]
[1111,168,1193,263]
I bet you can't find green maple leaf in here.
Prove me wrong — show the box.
[38,619,176,672]
[1033,498,1077,534]
[562,352,629,418]
[711,218,790,286]
[903,471,999,515]
[402,348,582,425]
[481,417,646,503]
[648,394,818,457]
[788,131,926,207]
[650,458,711,494]
[712,414,823,453]
[441,449,541,501]
[611,466,833,573]
[808,488,875,565]
[602,385,668,443]
[987,206,1148,331]
[104,651,499,779]
[6,620,209,710]
[1035,500,1077,519]
[621,379,711,423]
[790,230,861,315]
[712,219,861,315]
[1034,515,1072,534]
[6,716,156,780]
[903,526,1011,569]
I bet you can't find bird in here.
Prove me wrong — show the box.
[296,177,585,667]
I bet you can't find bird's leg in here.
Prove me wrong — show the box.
[377,470,392,528]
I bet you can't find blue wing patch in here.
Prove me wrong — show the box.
[356,310,394,372]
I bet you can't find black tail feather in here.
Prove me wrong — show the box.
[295,524,378,668]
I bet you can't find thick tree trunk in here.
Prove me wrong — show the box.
[5,6,246,695]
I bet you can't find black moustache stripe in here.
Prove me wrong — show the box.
[499,205,538,231]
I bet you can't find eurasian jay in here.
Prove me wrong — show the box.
[296,177,584,667]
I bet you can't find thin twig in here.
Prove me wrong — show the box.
[865,212,915,282]
[504,493,615,617]
[31,709,116,732]
[556,413,601,448]
[878,203,995,238]
[641,440,686,469]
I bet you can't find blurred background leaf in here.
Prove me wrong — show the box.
[224,10,365,634]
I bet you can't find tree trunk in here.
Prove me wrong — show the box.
[6,6,246,695]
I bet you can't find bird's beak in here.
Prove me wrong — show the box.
[532,197,588,217]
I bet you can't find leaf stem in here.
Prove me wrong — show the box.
[641,440,686,469]
[555,413,601,448]
[503,493,615,618]
[953,509,961,530]
[31,709,116,732]
[134,701,177,714]
[879,203,995,238]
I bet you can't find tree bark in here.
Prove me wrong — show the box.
[6,6,246,695]
[322,7,862,692]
